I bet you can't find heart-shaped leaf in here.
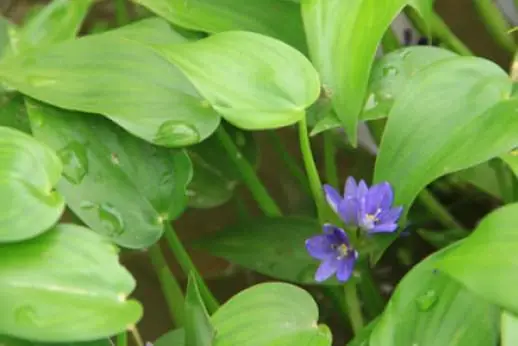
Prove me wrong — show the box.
[370,246,499,346]
[0,18,221,147]
[27,99,192,249]
[0,126,64,242]
[0,223,141,341]
[438,203,518,316]
[150,31,320,130]
[133,0,307,52]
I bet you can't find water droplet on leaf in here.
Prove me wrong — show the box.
[154,121,200,147]
[416,289,438,311]
[58,141,89,184]
[382,66,398,77]
[98,203,124,236]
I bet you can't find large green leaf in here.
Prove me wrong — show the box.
[438,203,518,315]
[196,217,343,285]
[155,329,185,346]
[212,282,332,345]
[369,246,499,346]
[301,0,431,144]
[150,31,320,130]
[187,125,258,209]
[0,18,221,147]
[0,224,141,341]
[502,312,518,346]
[27,99,192,249]
[185,274,214,346]
[0,335,110,346]
[133,0,307,52]
[5,0,93,56]
[0,126,64,242]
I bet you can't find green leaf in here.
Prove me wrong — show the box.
[185,274,215,346]
[302,0,417,145]
[0,223,142,341]
[438,203,518,315]
[451,161,504,200]
[187,125,258,208]
[212,282,332,345]
[0,16,12,59]
[347,317,380,346]
[0,335,111,346]
[370,246,499,346]
[155,329,185,346]
[150,31,320,130]
[0,18,221,147]
[5,0,93,56]
[133,0,307,52]
[0,93,31,133]
[375,56,512,214]
[0,126,64,242]
[501,311,518,346]
[417,228,468,249]
[27,99,192,249]
[196,216,342,285]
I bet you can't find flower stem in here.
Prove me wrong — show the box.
[148,244,185,327]
[298,115,327,222]
[417,188,464,230]
[474,0,515,53]
[163,223,219,313]
[129,326,143,346]
[323,132,339,188]
[405,7,472,56]
[114,0,129,26]
[344,281,364,334]
[267,130,311,195]
[116,332,127,346]
[216,124,282,217]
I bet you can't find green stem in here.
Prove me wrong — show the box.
[114,0,129,26]
[405,7,472,56]
[491,158,514,203]
[163,223,219,313]
[474,0,515,53]
[216,125,282,217]
[344,282,364,334]
[323,132,339,188]
[298,116,327,222]
[148,244,185,327]
[267,131,311,195]
[381,26,401,53]
[116,332,127,346]
[356,261,385,319]
[417,188,464,230]
[129,326,143,346]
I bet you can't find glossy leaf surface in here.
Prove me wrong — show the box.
[370,246,499,346]
[133,0,306,51]
[27,99,192,248]
[0,18,221,147]
[0,126,63,242]
[0,224,141,341]
[151,31,320,130]
[439,203,518,315]
[196,217,342,285]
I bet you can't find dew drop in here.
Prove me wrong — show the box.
[416,289,438,311]
[15,306,39,326]
[382,65,398,77]
[57,141,89,185]
[154,121,200,147]
[98,203,125,236]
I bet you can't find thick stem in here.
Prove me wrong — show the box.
[344,282,364,334]
[298,116,327,222]
[474,0,515,53]
[323,132,339,188]
[405,8,472,56]
[129,326,143,346]
[148,244,185,327]
[114,0,129,26]
[163,223,219,313]
[116,332,127,346]
[417,188,464,230]
[216,125,282,217]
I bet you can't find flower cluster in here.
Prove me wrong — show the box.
[305,177,403,283]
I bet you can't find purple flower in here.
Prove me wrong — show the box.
[305,224,358,282]
[324,177,403,234]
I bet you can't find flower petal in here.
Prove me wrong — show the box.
[338,197,360,225]
[357,180,368,200]
[315,257,339,282]
[369,223,398,233]
[344,176,358,199]
[365,182,391,214]
[305,235,334,260]
[336,256,356,282]
[323,184,341,213]
[379,182,394,209]
[378,206,403,224]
